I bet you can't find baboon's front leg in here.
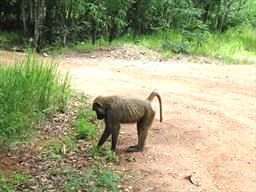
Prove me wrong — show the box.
[98,127,110,147]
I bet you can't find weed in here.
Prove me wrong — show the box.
[0,171,30,192]
[77,107,96,123]
[90,145,119,163]
[98,170,118,190]
[105,149,119,162]
[90,145,101,158]
[64,137,77,151]
[0,172,15,192]
[11,172,30,185]
[0,53,70,143]
[42,140,62,159]
[64,165,119,192]
[75,118,97,139]
[75,107,97,139]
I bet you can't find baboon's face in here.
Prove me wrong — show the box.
[93,102,105,120]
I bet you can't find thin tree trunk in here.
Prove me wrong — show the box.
[214,0,221,31]
[29,0,33,25]
[202,3,211,24]
[21,0,27,36]
[91,20,96,45]
[33,0,39,48]
[33,0,45,51]
[219,0,228,32]
[45,1,53,43]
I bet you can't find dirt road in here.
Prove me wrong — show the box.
[61,46,256,192]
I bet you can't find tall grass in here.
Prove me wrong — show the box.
[0,53,70,142]
[194,26,256,64]
[112,25,256,64]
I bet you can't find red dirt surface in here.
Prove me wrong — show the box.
[61,47,256,192]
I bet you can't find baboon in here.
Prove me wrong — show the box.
[92,91,163,152]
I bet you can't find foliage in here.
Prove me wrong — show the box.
[0,53,70,143]
[0,0,254,50]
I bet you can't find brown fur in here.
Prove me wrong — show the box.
[92,91,163,152]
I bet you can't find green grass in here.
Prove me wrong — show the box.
[193,26,256,64]
[0,171,30,192]
[111,25,256,64]
[47,165,119,192]
[48,24,255,64]
[0,53,70,143]
[75,107,97,139]
[42,140,63,159]
[63,166,119,192]
[64,137,77,150]
[0,172,15,192]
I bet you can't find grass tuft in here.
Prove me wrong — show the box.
[0,52,70,143]
[75,107,97,139]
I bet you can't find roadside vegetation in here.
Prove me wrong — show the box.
[0,53,125,191]
[112,25,256,64]
[0,53,70,144]
[0,0,255,64]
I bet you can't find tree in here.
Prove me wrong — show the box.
[215,0,248,31]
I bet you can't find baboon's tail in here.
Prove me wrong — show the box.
[147,91,163,122]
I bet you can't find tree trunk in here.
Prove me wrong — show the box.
[214,0,221,31]
[33,0,45,51]
[219,0,228,32]
[202,3,211,24]
[45,0,54,43]
[21,0,27,36]
[33,0,39,48]
[109,16,117,43]
[91,20,96,45]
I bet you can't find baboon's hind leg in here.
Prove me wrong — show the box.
[126,123,142,152]
[127,112,155,152]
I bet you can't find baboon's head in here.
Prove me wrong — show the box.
[92,97,105,120]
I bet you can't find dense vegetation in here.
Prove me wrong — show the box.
[0,0,255,51]
[0,54,70,143]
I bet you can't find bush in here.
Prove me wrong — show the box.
[0,53,70,143]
